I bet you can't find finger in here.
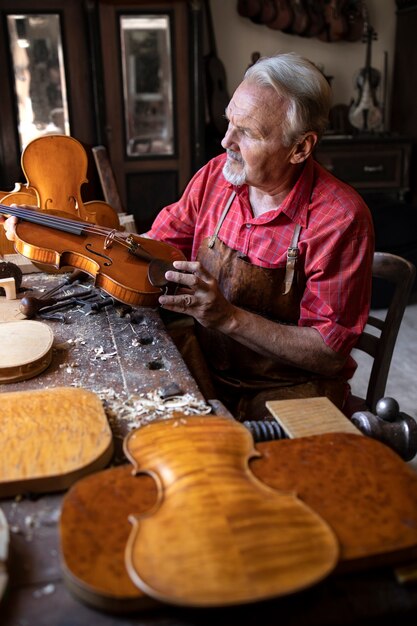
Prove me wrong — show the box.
[172,260,200,273]
[165,271,196,290]
[159,293,194,313]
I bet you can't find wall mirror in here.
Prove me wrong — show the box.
[120,14,174,157]
[7,13,70,149]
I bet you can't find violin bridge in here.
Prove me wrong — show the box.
[104,229,117,250]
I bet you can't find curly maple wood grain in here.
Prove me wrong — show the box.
[59,427,417,612]
[0,387,113,498]
[123,415,339,607]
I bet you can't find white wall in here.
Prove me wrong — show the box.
[210,0,396,126]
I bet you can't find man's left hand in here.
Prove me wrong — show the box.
[159,260,234,331]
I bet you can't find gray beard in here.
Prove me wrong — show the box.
[222,155,246,186]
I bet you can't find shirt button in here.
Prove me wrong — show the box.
[246,223,251,229]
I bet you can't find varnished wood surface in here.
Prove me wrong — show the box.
[59,431,417,613]
[3,491,417,626]
[124,416,338,607]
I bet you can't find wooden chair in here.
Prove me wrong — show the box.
[345,251,416,416]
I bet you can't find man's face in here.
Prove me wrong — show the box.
[221,80,297,193]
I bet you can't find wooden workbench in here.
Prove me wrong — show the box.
[1,273,417,625]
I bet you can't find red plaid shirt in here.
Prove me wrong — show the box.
[148,154,374,378]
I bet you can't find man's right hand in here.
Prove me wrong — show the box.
[0,215,18,241]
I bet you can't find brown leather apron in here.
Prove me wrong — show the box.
[169,191,347,420]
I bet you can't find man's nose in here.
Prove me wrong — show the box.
[221,125,237,150]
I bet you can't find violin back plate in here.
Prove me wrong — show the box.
[60,465,158,612]
[59,423,417,612]
[0,387,113,498]
[254,433,417,570]
[123,415,339,607]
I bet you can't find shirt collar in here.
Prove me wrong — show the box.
[232,157,314,227]
[278,157,313,228]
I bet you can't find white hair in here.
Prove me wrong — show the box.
[244,52,332,145]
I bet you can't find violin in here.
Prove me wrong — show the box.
[319,0,348,42]
[287,0,311,36]
[2,134,120,229]
[303,0,326,37]
[343,0,365,42]
[0,204,185,307]
[266,0,293,31]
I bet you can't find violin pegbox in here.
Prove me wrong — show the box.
[123,414,339,607]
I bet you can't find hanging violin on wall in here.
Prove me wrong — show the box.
[348,20,383,132]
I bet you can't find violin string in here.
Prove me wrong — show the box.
[0,203,132,251]
[1,203,111,234]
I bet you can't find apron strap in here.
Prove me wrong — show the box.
[282,222,302,295]
[208,190,237,248]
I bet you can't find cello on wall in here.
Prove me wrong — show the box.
[348,18,383,132]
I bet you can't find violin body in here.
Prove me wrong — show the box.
[319,0,348,42]
[237,0,262,19]
[20,134,120,228]
[288,0,311,35]
[0,204,186,307]
[343,0,365,42]
[267,0,293,31]
[304,0,326,37]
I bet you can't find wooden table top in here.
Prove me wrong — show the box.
[1,272,417,625]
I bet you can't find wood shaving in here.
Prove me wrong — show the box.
[92,346,117,361]
[98,387,212,430]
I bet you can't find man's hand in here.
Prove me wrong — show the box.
[0,215,18,241]
[159,261,346,377]
[159,260,236,331]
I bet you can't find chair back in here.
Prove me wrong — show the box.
[352,251,416,413]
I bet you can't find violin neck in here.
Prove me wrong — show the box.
[1,203,88,236]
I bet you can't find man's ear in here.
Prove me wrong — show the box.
[290,132,318,164]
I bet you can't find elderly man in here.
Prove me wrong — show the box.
[2,53,374,421]
[145,52,374,420]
